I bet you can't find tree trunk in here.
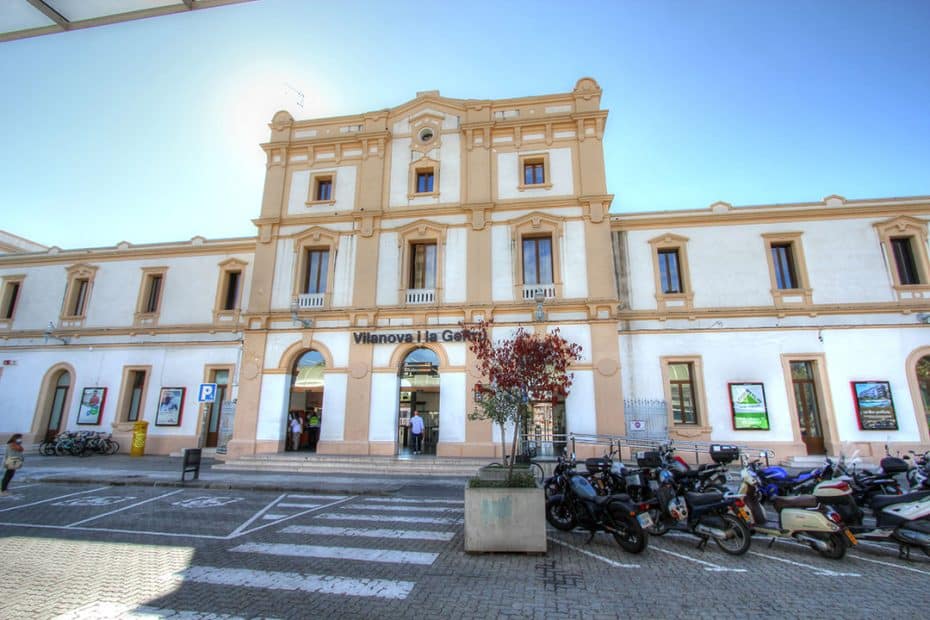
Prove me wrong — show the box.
[507,405,524,483]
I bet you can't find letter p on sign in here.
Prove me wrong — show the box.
[198,383,218,403]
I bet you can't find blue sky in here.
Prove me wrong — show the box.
[1,0,928,249]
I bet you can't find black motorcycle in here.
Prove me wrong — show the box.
[545,469,649,554]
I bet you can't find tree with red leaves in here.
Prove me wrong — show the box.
[464,322,582,482]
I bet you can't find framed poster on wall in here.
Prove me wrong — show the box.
[852,381,898,430]
[76,387,107,425]
[728,382,770,430]
[155,387,185,426]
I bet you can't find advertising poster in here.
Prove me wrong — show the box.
[852,381,898,430]
[729,382,770,430]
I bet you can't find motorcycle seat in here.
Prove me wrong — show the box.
[685,491,723,506]
[870,490,930,511]
[773,495,818,511]
[591,493,631,506]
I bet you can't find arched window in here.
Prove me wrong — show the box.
[917,355,930,431]
[293,350,325,388]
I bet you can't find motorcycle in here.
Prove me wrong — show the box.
[545,470,650,554]
[814,478,930,560]
[650,464,753,555]
[905,450,930,491]
[739,461,855,559]
[747,458,828,502]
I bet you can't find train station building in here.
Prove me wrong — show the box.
[1,78,929,461]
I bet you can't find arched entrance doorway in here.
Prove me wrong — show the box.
[43,370,71,441]
[917,355,930,435]
[288,350,325,452]
[397,348,440,456]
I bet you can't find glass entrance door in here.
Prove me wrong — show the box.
[204,369,229,448]
[45,371,71,442]
[791,361,825,454]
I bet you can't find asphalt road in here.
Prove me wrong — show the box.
[1,482,928,619]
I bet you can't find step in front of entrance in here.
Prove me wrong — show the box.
[213,455,488,476]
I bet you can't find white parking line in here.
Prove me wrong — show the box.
[230,542,439,565]
[66,490,184,527]
[315,513,461,525]
[282,525,456,541]
[0,486,109,513]
[849,553,930,576]
[228,494,287,536]
[261,513,289,520]
[277,503,322,509]
[286,494,346,501]
[0,521,227,540]
[548,537,639,568]
[747,551,861,577]
[231,496,356,538]
[179,565,415,600]
[649,537,747,572]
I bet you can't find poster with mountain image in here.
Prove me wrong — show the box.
[729,383,769,430]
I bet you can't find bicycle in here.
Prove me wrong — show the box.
[486,455,545,487]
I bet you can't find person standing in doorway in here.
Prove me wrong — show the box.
[289,413,302,452]
[409,411,424,455]
[2,434,25,495]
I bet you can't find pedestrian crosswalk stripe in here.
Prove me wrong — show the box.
[281,524,455,541]
[286,494,347,501]
[360,497,463,505]
[346,504,460,513]
[277,503,322,509]
[262,513,289,520]
[180,565,415,600]
[316,513,461,525]
[230,542,439,565]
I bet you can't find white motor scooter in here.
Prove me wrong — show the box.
[814,477,930,559]
[739,462,856,559]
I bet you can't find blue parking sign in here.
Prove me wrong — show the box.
[198,383,218,403]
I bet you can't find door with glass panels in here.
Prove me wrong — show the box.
[204,369,229,448]
[791,361,825,454]
[45,371,71,441]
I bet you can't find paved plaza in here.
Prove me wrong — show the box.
[1,475,928,619]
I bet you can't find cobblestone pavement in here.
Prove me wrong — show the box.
[1,482,928,619]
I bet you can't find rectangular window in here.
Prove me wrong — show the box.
[71,278,89,316]
[305,250,329,294]
[2,281,20,320]
[522,237,553,285]
[315,178,333,201]
[657,249,682,294]
[416,171,434,194]
[669,362,698,424]
[771,243,798,289]
[126,370,147,422]
[222,271,241,310]
[891,237,921,285]
[523,160,545,185]
[143,274,163,314]
[410,243,437,289]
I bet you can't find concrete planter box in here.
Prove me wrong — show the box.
[464,485,547,553]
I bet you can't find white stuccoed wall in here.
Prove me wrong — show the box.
[438,372,466,443]
[264,332,351,370]
[331,234,356,307]
[286,165,357,215]
[0,344,239,437]
[625,218,903,311]
[566,370,597,435]
[257,374,288,440]
[376,233,399,306]
[496,148,573,200]
[444,228,467,303]
[369,372,399,442]
[0,264,68,331]
[561,221,589,299]
[319,372,347,441]
[271,238,296,311]
[491,225,513,302]
[388,121,462,208]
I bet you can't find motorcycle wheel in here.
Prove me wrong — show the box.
[545,499,576,531]
[713,513,752,556]
[610,513,648,554]
[646,508,670,536]
[813,532,847,560]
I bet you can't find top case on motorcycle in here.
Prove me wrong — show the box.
[870,490,930,511]
[880,456,909,475]
[685,490,724,506]
[584,457,610,473]
[773,495,819,512]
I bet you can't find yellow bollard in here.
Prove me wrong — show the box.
[130,420,149,457]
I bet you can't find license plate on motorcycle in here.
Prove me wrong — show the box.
[636,512,653,529]
[844,529,857,546]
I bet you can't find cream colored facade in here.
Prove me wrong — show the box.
[1,78,929,460]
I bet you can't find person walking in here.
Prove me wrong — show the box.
[289,414,302,452]
[409,411,424,455]
[2,434,25,495]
